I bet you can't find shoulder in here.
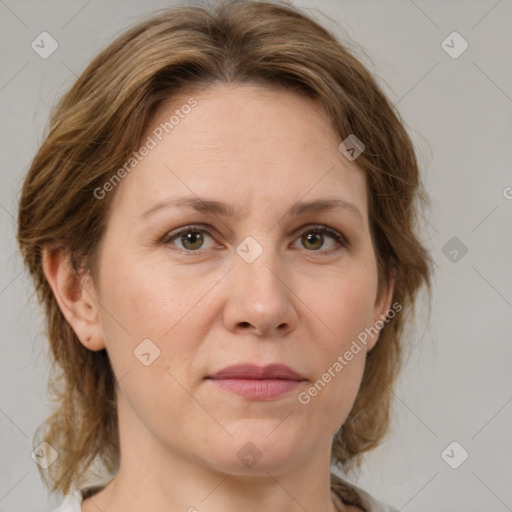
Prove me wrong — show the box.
[51,476,396,512]
[49,489,83,512]
[49,483,107,512]
[330,472,400,512]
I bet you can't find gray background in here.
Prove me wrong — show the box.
[1,0,511,511]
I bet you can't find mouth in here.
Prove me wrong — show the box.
[206,363,306,400]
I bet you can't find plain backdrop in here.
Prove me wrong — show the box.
[1,1,511,511]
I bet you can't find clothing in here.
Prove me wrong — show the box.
[51,472,399,512]
[330,472,399,511]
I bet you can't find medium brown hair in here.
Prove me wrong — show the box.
[17,0,433,497]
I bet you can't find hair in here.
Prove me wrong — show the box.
[17,0,433,498]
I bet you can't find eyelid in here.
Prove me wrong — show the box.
[160,224,219,246]
[161,223,348,254]
[290,224,348,246]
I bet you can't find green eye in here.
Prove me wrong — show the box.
[292,225,348,252]
[163,226,215,251]
[163,224,347,255]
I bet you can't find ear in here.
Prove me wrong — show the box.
[367,265,397,351]
[42,245,105,351]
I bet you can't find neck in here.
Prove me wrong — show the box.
[82,392,351,512]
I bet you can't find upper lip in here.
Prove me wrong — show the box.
[208,363,306,381]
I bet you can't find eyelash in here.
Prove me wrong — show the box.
[160,224,348,256]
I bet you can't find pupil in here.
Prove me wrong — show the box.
[305,232,322,249]
[183,231,202,249]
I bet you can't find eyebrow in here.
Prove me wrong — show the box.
[138,195,364,225]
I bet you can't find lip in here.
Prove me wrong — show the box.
[208,363,305,381]
[206,364,306,400]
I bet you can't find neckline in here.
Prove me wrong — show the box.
[72,473,376,511]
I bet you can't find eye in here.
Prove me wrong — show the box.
[161,224,348,255]
[290,225,347,253]
[162,225,217,252]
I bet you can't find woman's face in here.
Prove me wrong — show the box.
[85,84,393,474]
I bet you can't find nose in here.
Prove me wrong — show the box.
[222,249,298,338]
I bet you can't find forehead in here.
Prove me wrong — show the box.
[110,83,368,222]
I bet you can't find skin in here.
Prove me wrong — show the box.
[43,84,394,512]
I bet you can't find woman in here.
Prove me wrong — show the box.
[17,1,432,511]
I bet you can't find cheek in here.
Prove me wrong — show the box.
[296,332,368,436]
[99,252,194,337]
[312,263,378,347]
[96,256,205,432]
[293,263,378,424]
[97,253,216,382]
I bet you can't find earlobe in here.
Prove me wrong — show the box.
[42,246,105,351]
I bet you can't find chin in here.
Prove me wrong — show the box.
[210,450,303,476]
[201,429,308,475]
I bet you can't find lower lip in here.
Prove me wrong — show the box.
[208,378,303,400]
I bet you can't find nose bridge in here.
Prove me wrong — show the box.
[236,239,284,306]
[224,236,297,335]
